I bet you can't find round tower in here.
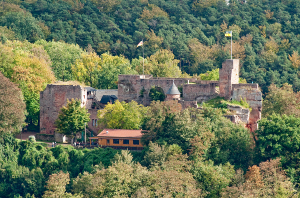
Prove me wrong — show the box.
[165,80,181,101]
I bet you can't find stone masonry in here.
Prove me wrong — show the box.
[39,59,263,137]
[40,84,117,141]
[118,59,263,132]
[40,84,87,135]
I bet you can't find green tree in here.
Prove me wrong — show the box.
[55,99,90,143]
[97,53,137,89]
[97,100,146,130]
[263,83,300,117]
[43,171,82,198]
[0,12,46,42]
[72,52,101,88]
[135,49,182,77]
[0,72,26,134]
[256,114,300,160]
[35,40,85,81]
[199,68,219,80]
[149,86,165,101]
[0,40,55,130]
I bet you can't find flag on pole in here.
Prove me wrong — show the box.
[225,31,232,37]
[137,40,143,47]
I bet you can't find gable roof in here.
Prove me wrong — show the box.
[166,81,181,95]
[97,129,143,139]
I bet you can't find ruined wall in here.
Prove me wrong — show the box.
[232,86,262,132]
[40,84,86,135]
[88,109,101,135]
[195,80,219,85]
[227,104,250,123]
[183,83,218,102]
[118,75,193,106]
[219,59,239,99]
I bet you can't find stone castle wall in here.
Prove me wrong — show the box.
[232,87,262,132]
[118,75,193,106]
[183,83,218,102]
[40,84,86,135]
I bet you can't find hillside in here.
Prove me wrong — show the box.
[1,0,300,94]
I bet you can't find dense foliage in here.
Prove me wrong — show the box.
[55,99,90,142]
[1,0,300,92]
[97,100,146,130]
[2,0,300,197]
[0,40,55,131]
[0,72,26,135]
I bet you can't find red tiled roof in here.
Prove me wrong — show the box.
[97,129,143,139]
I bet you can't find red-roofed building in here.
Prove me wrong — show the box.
[89,129,143,150]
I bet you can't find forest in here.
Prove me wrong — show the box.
[2,0,300,197]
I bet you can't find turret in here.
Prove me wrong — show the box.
[165,80,181,101]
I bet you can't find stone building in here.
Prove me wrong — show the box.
[39,83,117,141]
[118,59,262,131]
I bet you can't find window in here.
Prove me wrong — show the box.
[133,140,139,145]
[113,139,119,144]
[92,119,95,126]
[107,139,109,144]
[123,139,129,144]
[95,119,98,126]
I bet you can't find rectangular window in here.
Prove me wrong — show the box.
[92,119,95,126]
[133,140,139,145]
[123,139,129,144]
[113,139,119,144]
[107,139,109,144]
[95,119,98,126]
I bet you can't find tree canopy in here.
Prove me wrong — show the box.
[97,100,146,130]
[55,99,90,139]
[0,72,26,135]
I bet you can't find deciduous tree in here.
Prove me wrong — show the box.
[0,72,26,134]
[97,100,146,130]
[55,99,90,143]
[72,52,101,88]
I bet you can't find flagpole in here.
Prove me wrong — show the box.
[142,39,144,76]
[231,30,232,60]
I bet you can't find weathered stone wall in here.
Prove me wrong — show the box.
[40,84,86,135]
[227,104,250,123]
[88,109,101,135]
[118,75,196,106]
[195,80,219,85]
[183,83,218,102]
[219,59,239,99]
[232,87,262,132]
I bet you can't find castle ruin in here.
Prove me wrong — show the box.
[118,59,262,132]
[39,59,262,142]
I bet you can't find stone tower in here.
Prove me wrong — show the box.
[219,59,239,99]
[165,81,181,101]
